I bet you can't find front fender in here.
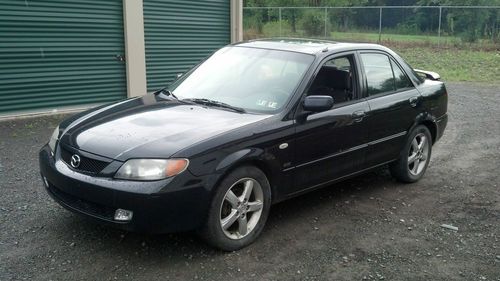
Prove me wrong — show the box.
[215,147,287,203]
[217,147,284,183]
[188,145,290,203]
[215,148,256,171]
[183,116,296,203]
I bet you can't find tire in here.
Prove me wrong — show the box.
[389,125,432,183]
[199,166,271,251]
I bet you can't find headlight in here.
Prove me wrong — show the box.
[48,125,59,153]
[114,159,189,181]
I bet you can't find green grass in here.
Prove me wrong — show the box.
[257,24,473,46]
[245,26,500,83]
[394,47,499,83]
[331,31,447,44]
[330,31,497,49]
[330,31,500,83]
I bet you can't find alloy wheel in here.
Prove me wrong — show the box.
[219,178,264,239]
[408,133,429,176]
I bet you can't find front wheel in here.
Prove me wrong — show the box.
[199,166,271,251]
[390,125,432,183]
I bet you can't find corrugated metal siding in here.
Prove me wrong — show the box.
[143,0,230,91]
[0,0,126,114]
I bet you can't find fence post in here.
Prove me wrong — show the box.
[438,6,442,47]
[324,7,328,38]
[279,7,282,37]
[378,7,382,43]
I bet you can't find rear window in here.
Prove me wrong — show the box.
[361,53,394,96]
[361,53,416,96]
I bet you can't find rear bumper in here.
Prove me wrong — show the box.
[435,113,448,142]
[39,145,215,233]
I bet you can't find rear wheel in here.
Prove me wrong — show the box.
[390,125,432,183]
[199,166,271,251]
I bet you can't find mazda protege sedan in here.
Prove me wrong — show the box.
[39,39,448,251]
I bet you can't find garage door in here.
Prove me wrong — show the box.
[143,0,230,91]
[0,0,126,114]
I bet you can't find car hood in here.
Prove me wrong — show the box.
[59,95,271,161]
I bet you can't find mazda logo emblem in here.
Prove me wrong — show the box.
[70,154,81,168]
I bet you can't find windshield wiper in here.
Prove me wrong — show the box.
[154,88,180,100]
[183,98,246,113]
[155,89,199,105]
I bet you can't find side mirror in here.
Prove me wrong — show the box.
[303,95,334,112]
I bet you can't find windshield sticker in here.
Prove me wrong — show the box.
[257,100,278,109]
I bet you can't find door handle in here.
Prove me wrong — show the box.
[409,96,419,107]
[352,110,366,122]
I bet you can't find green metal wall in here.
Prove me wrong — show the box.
[0,0,126,114]
[143,0,231,91]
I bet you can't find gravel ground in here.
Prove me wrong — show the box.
[0,82,499,281]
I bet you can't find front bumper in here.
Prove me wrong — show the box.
[39,145,215,233]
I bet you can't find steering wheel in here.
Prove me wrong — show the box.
[251,87,289,110]
[266,87,290,103]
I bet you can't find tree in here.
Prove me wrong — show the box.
[266,0,304,33]
[417,0,499,42]
[321,0,369,32]
[244,0,268,34]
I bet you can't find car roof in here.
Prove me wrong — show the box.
[233,38,390,56]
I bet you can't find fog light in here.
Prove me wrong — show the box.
[114,208,133,221]
[41,176,49,188]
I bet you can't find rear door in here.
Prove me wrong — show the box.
[289,53,370,195]
[359,52,421,168]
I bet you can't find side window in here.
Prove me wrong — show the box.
[361,53,394,96]
[308,55,355,105]
[390,59,413,90]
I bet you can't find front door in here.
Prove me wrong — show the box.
[289,53,370,195]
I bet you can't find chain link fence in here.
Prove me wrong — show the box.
[243,6,499,48]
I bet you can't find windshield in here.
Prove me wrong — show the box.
[169,46,314,113]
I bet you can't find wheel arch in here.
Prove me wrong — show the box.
[410,113,438,144]
[214,149,279,203]
[420,120,437,144]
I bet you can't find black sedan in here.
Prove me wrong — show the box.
[39,39,448,251]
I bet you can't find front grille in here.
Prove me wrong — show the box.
[46,181,115,220]
[60,147,110,175]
